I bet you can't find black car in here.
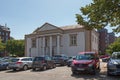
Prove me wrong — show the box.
[32,56,56,71]
[107,52,120,76]
[53,55,68,66]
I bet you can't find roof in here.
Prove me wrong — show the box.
[78,52,97,54]
[60,24,84,30]
[0,25,10,31]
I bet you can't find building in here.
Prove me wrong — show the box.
[0,24,10,42]
[108,32,115,44]
[98,28,108,54]
[25,23,99,57]
[0,24,10,56]
[98,28,116,54]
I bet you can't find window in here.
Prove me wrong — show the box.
[6,33,8,36]
[70,34,77,46]
[32,38,36,48]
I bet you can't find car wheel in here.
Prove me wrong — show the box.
[72,71,77,75]
[42,66,47,71]
[23,65,28,71]
[53,64,56,68]
[13,69,16,71]
[91,68,96,75]
[32,68,36,71]
[107,69,111,76]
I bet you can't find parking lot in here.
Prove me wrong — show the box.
[0,62,119,80]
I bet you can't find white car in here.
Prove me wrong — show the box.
[9,57,33,71]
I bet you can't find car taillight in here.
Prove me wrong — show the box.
[71,62,75,66]
[16,62,22,64]
[41,60,45,63]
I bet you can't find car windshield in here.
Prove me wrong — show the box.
[112,53,120,59]
[76,54,95,60]
[34,57,44,61]
[11,58,19,62]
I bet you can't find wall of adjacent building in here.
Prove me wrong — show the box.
[91,30,99,52]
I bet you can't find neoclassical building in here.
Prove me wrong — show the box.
[25,23,99,57]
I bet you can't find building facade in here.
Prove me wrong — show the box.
[0,24,10,56]
[108,32,115,44]
[25,23,99,57]
[98,28,116,54]
[0,25,10,42]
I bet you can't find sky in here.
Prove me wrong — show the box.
[0,0,118,39]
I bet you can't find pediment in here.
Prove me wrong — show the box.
[39,23,61,31]
[33,23,63,34]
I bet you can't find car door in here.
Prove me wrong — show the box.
[27,58,33,68]
[45,56,52,68]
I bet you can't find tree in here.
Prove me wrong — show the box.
[76,0,120,32]
[106,38,120,55]
[6,40,25,57]
[0,39,6,54]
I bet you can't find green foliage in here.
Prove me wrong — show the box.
[106,38,120,55]
[0,39,6,52]
[6,40,25,57]
[76,0,120,32]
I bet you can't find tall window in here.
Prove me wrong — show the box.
[32,38,36,48]
[70,34,77,46]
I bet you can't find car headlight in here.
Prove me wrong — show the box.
[113,61,118,64]
[109,61,118,65]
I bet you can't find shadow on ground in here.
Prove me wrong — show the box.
[71,70,120,80]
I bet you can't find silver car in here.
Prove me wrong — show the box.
[9,57,33,71]
[107,52,120,75]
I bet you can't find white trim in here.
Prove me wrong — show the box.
[49,36,52,56]
[42,37,45,55]
[37,33,62,37]
[57,35,60,54]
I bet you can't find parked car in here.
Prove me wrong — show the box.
[66,56,76,67]
[32,56,56,71]
[107,52,120,76]
[53,54,68,66]
[8,57,33,71]
[0,59,10,70]
[71,52,100,75]
[100,55,110,62]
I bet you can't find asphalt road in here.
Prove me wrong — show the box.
[0,62,120,80]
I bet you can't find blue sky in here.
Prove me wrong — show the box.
[0,0,117,39]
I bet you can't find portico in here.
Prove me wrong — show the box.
[39,34,61,56]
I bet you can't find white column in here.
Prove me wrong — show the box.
[37,38,39,56]
[57,35,60,55]
[49,36,52,56]
[43,37,45,56]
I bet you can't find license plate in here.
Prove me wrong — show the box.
[77,68,84,71]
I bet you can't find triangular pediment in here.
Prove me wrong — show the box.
[39,23,61,31]
[33,23,63,34]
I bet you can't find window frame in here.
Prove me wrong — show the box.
[69,34,77,46]
[31,38,36,48]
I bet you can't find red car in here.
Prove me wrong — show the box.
[71,52,100,75]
